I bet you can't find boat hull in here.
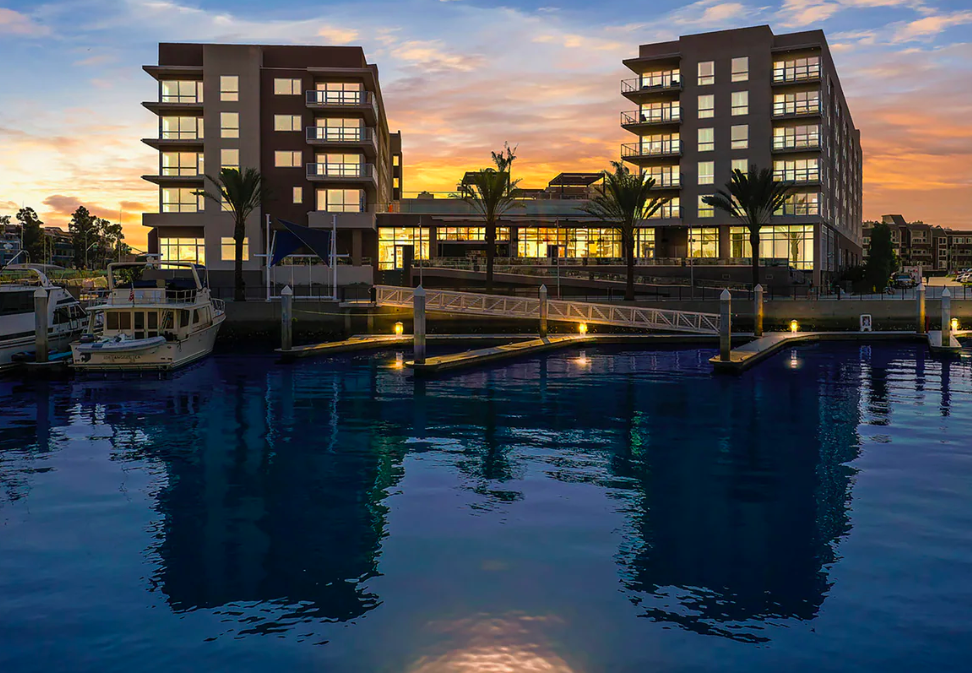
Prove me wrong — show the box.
[71,317,224,371]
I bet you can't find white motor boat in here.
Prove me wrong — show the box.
[1,264,88,373]
[71,260,225,371]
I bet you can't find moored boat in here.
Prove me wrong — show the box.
[71,261,225,371]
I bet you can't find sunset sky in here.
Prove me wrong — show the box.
[1,0,970,249]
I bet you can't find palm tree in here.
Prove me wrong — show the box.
[582,161,670,301]
[197,168,267,302]
[702,166,793,289]
[462,154,521,293]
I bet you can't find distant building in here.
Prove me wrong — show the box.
[1,224,22,266]
[44,226,74,268]
[862,215,972,273]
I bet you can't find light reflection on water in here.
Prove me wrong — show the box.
[1,344,971,672]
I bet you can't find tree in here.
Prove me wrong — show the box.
[97,218,125,267]
[462,151,521,293]
[864,222,897,292]
[197,168,267,301]
[0,215,10,225]
[702,166,794,289]
[69,206,99,268]
[16,207,45,264]
[582,161,670,301]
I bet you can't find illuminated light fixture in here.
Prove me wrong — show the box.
[578,323,588,335]
[394,321,404,336]
[951,318,959,331]
[790,320,799,333]
[394,352,404,369]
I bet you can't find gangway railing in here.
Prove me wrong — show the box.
[375,286,720,334]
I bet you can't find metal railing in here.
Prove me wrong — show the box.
[621,76,682,93]
[305,126,373,143]
[102,288,199,305]
[375,285,720,334]
[772,135,820,151]
[621,109,681,125]
[306,162,374,179]
[621,140,681,158]
[773,168,820,182]
[773,100,821,117]
[305,90,374,108]
[773,64,821,83]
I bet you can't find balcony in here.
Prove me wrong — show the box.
[773,169,820,184]
[621,140,681,162]
[645,205,682,223]
[142,170,206,186]
[142,98,204,115]
[306,162,376,188]
[305,90,377,125]
[621,77,681,102]
[772,101,821,119]
[772,136,820,153]
[772,64,821,85]
[621,109,681,131]
[643,173,681,189]
[305,126,377,158]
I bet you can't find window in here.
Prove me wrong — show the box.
[639,69,680,89]
[438,227,511,242]
[274,114,302,132]
[220,237,249,262]
[274,151,302,168]
[731,57,749,82]
[698,161,714,185]
[220,112,239,138]
[698,196,714,218]
[316,189,363,213]
[638,133,680,156]
[688,227,719,258]
[161,117,203,140]
[773,56,820,83]
[161,188,203,213]
[731,91,748,116]
[393,177,400,189]
[639,102,680,123]
[644,165,679,188]
[773,91,820,116]
[220,149,239,170]
[311,153,364,176]
[219,76,239,102]
[731,125,748,150]
[698,95,714,119]
[730,225,814,269]
[274,78,302,95]
[293,187,303,204]
[647,197,679,219]
[311,118,363,141]
[773,159,819,182]
[393,155,400,167]
[732,159,748,175]
[159,237,205,266]
[161,152,203,177]
[776,193,820,216]
[698,128,714,152]
[698,61,714,86]
[636,228,656,258]
[161,80,203,103]
[378,227,429,269]
[313,82,363,105]
[773,124,820,150]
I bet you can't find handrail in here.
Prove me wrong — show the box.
[305,90,375,107]
[306,162,374,179]
[621,140,681,157]
[306,126,373,143]
[621,108,681,125]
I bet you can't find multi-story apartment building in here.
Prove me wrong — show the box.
[863,215,972,274]
[141,43,402,291]
[620,25,863,286]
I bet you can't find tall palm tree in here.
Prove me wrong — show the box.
[582,161,670,301]
[197,168,267,301]
[702,166,793,289]
[462,162,521,293]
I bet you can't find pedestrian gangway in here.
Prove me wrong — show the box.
[375,286,720,334]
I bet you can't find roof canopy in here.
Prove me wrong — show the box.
[547,173,603,187]
[270,220,333,266]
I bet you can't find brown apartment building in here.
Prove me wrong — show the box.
[620,25,863,286]
[142,43,402,291]
[863,215,972,273]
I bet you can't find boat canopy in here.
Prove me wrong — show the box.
[270,220,333,267]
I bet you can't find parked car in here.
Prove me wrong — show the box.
[892,274,916,289]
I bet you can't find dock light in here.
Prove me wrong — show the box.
[790,320,799,333]
[578,323,588,335]
[394,352,404,369]
[394,321,404,336]
[951,318,959,331]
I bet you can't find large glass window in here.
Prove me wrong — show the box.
[220,112,239,138]
[698,95,714,119]
[698,61,714,86]
[636,228,655,258]
[688,228,719,258]
[773,124,820,150]
[516,228,622,259]
[313,118,364,141]
[316,189,363,213]
[639,69,680,89]
[437,227,511,242]
[220,237,249,262]
[698,195,714,218]
[274,114,302,131]
[773,91,820,116]
[730,225,814,270]
[311,153,364,176]
[773,56,820,82]
[732,159,748,174]
[161,152,203,176]
[776,193,820,216]
[219,76,238,102]
[731,91,748,116]
[274,78,301,95]
[647,197,680,219]
[161,188,203,213]
[640,133,680,156]
[643,165,679,187]
[274,151,302,168]
[315,81,363,105]
[378,228,429,269]
[731,125,749,150]
[698,128,714,152]
[220,149,239,170]
[159,237,205,266]
[698,161,714,185]
[731,57,749,82]
[773,158,819,182]
[161,117,203,140]
[161,80,202,103]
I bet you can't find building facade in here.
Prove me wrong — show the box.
[620,25,863,286]
[142,43,402,291]
[863,215,972,274]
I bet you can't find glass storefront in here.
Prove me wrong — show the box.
[635,229,655,258]
[437,227,510,242]
[729,225,814,270]
[159,237,205,267]
[688,228,719,258]
[516,228,623,259]
[378,228,429,270]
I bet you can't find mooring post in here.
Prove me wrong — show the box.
[916,283,926,335]
[942,286,952,345]
[280,285,293,352]
[33,288,49,364]
[753,284,764,338]
[720,288,732,362]
[539,284,548,338]
[414,285,427,364]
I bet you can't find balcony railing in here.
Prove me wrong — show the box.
[643,173,681,188]
[621,109,681,125]
[773,100,821,117]
[621,140,681,158]
[772,135,820,151]
[773,63,821,83]
[306,162,374,180]
[773,169,820,183]
[621,76,682,94]
[305,126,373,143]
[305,90,374,107]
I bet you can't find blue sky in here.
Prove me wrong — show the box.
[1,0,971,245]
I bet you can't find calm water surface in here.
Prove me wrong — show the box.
[1,344,971,672]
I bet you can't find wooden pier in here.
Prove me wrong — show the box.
[407,334,594,374]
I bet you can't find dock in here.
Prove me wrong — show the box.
[711,330,961,373]
[408,334,595,374]
[277,333,542,360]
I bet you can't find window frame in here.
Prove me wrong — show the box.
[219,75,239,102]
[220,112,239,139]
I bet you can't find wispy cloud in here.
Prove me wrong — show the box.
[893,9,972,41]
[0,7,51,36]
